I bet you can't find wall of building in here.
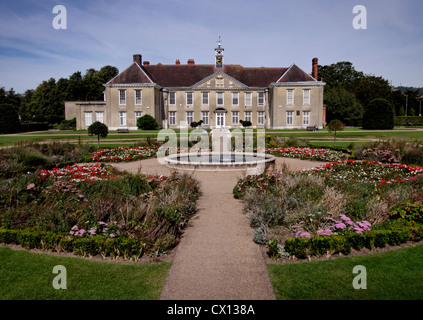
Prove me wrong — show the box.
[270,85,324,129]
[166,89,267,128]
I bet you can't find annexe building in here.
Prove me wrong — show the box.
[65,42,325,130]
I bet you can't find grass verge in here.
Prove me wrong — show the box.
[0,247,170,300]
[267,244,423,300]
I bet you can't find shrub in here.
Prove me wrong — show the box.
[284,224,422,259]
[389,201,423,223]
[362,98,394,129]
[88,121,109,148]
[60,118,76,130]
[0,103,21,134]
[240,120,252,127]
[327,119,345,145]
[137,114,159,130]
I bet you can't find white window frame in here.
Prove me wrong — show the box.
[217,92,224,106]
[186,111,194,125]
[202,111,209,125]
[244,111,252,122]
[258,92,265,106]
[286,111,294,125]
[245,92,252,106]
[85,112,92,126]
[119,89,126,105]
[186,92,193,106]
[95,111,103,123]
[303,89,311,105]
[287,89,294,105]
[303,111,310,126]
[202,92,209,106]
[169,111,176,125]
[135,111,142,123]
[232,92,239,106]
[119,111,127,126]
[258,111,265,125]
[135,89,142,105]
[232,111,239,125]
[169,92,176,105]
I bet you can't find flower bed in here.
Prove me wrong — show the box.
[266,147,349,162]
[90,146,159,162]
[301,160,423,184]
[40,164,124,182]
[292,212,371,239]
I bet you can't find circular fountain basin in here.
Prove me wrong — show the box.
[163,152,276,172]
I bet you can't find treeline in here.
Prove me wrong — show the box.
[318,61,422,126]
[0,66,118,133]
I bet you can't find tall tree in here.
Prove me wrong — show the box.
[317,61,364,88]
[324,86,364,125]
[351,75,392,108]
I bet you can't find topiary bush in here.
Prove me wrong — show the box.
[362,98,394,130]
[137,114,159,130]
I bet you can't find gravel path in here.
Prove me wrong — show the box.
[110,157,326,300]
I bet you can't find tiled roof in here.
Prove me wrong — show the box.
[144,64,216,87]
[277,64,316,83]
[224,65,288,87]
[107,63,153,85]
[107,61,315,87]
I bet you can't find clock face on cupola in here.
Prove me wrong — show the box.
[215,36,224,69]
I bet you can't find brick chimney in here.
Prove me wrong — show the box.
[187,59,195,65]
[143,61,150,66]
[133,54,142,65]
[312,57,318,80]
[175,59,181,65]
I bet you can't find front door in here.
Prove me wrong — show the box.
[216,112,225,128]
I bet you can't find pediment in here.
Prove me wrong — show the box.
[192,71,248,89]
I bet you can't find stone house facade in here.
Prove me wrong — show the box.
[65,42,325,130]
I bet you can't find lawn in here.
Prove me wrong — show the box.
[1,127,421,148]
[267,244,423,300]
[0,247,170,300]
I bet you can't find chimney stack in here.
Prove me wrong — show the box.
[187,59,195,65]
[143,61,150,66]
[312,57,318,80]
[133,54,142,66]
[175,59,181,65]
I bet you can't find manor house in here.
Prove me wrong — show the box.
[65,41,325,130]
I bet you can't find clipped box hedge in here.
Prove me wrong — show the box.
[284,223,423,259]
[394,116,423,126]
[0,228,146,260]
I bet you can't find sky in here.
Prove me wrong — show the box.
[0,0,422,94]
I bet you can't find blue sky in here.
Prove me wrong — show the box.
[0,0,422,93]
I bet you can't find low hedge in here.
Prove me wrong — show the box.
[0,228,146,260]
[394,116,423,126]
[284,223,423,259]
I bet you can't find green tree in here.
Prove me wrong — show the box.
[317,61,363,88]
[137,114,159,130]
[0,103,21,133]
[88,121,109,148]
[324,86,364,125]
[351,75,392,108]
[327,119,344,146]
[362,98,394,130]
[27,78,63,123]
